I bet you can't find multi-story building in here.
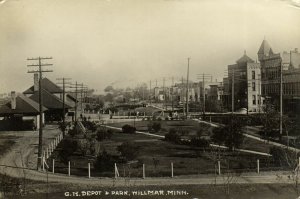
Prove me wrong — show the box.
[258,39,300,114]
[227,51,262,112]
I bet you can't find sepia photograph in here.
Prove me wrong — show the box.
[0,0,300,198]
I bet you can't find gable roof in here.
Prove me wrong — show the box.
[29,89,72,109]
[0,94,47,116]
[258,39,274,56]
[23,78,63,94]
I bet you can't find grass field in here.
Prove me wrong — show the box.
[109,119,214,137]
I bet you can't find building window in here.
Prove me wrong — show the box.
[252,82,256,91]
[252,71,255,79]
[253,95,256,105]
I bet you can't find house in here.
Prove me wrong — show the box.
[23,74,75,121]
[0,91,47,130]
[29,89,73,121]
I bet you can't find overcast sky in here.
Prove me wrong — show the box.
[0,0,300,94]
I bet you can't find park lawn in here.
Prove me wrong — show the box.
[242,137,274,154]
[108,120,274,155]
[108,119,213,137]
[99,134,216,177]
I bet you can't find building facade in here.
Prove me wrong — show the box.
[258,39,300,114]
[227,52,262,112]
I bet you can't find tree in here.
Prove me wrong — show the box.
[104,93,114,102]
[210,116,244,151]
[117,142,139,161]
[211,127,227,146]
[104,85,114,92]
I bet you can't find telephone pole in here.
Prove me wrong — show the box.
[197,73,212,119]
[56,77,72,137]
[27,56,53,170]
[186,58,190,119]
[149,80,152,105]
[69,82,87,121]
[232,69,235,114]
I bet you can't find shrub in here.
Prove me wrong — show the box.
[94,150,116,172]
[58,138,78,164]
[82,121,97,132]
[165,128,181,144]
[117,142,139,161]
[152,122,161,132]
[269,146,297,167]
[190,137,210,148]
[96,128,113,141]
[122,124,136,134]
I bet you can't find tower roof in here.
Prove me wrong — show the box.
[236,51,254,63]
[258,39,274,56]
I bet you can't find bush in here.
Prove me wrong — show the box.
[96,128,113,141]
[190,137,210,148]
[122,124,136,134]
[58,138,78,164]
[269,146,297,168]
[117,142,139,161]
[82,121,97,132]
[165,128,181,144]
[152,122,161,132]
[94,150,116,172]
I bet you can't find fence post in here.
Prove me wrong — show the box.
[114,163,119,179]
[54,139,57,148]
[257,159,260,174]
[218,160,221,175]
[46,148,49,159]
[171,162,174,178]
[52,159,55,174]
[42,156,45,171]
[51,141,54,151]
[88,163,91,178]
[68,161,71,176]
[143,164,145,179]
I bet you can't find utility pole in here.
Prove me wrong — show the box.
[186,58,190,119]
[149,80,152,105]
[232,69,235,114]
[69,83,87,121]
[27,56,53,170]
[197,73,212,119]
[203,74,205,116]
[280,63,283,135]
[56,77,72,137]
[181,76,185,116]
[163,77,166,110]
[171,76,174,112]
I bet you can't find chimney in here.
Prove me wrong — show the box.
[11,91,16,110]
[34,73,39,92]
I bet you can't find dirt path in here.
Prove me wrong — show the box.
[0,125,62,180]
